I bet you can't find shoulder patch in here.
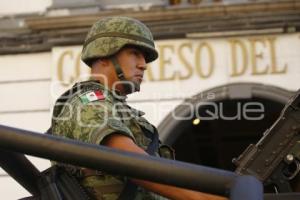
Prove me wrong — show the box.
[80,90,105,104]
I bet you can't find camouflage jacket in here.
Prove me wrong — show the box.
[51,80,172,200]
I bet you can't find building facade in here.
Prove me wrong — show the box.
[0,0,299,199]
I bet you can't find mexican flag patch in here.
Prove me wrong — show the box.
[80,91,105,104]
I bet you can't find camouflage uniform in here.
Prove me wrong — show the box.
[52,80,172,200]
[51,16,172,199]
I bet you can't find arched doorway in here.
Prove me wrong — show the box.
[158,83,294,171]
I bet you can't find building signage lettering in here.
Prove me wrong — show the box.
[54,35,295,87]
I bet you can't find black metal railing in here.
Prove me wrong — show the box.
[0,124,264,200]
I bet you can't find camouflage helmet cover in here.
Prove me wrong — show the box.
[81,16,158,66]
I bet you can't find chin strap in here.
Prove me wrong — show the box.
[111,56,140,93]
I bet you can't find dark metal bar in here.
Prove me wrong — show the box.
[0,149,40,196]
[0,124,237,196]
[264,193,300,200]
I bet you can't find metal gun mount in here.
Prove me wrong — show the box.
[233,89,300,192]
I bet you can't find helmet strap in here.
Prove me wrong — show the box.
[111,56,140,94]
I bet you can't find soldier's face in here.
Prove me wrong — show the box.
[114,46,147,92]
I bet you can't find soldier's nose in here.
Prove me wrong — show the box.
[137,64,147,71]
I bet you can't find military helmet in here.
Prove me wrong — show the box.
[81,16,158,66]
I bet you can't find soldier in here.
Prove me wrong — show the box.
[51,16,227,200]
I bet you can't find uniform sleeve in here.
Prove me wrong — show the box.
[71,99,136,145]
